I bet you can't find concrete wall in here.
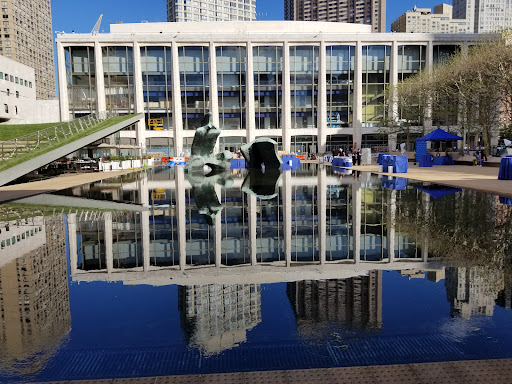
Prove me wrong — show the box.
[0,55,60,124]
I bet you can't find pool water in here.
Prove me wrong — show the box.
[0,165,511,383]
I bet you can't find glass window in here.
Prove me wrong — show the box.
[179,46,209,133]
[65,46,96,115]
[216,46,246,130]
[103,46,134,113]
[141,46,173,131]
[326,45,355,128]
[362,45,390,126]
[253,46,283,130]
[290,45,318,129]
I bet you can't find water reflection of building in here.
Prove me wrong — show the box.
[178,284,261,355]
[0,216,71,374]
[68,167,436,286]
[287,271,382,338]
[399,268,446,282]
[496,276,512,310]
[445,266,504,318]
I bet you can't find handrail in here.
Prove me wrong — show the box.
[0,111,118,163]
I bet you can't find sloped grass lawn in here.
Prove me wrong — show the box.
[0,114,139,172]
[0,122,63,141]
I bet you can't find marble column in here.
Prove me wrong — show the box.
[132,41,147,153]
[175,166,187,270]
[353,41,363,149]
[94,41,106,113]
[171,42,184,155]
[317,167,327,264]
[104,212,113,274]
[246,42,256,144]
[140,210,150,271]
[209,42,220,153]
[67,213,78,276]
[387,189,396,263]
[248,194,258,266]
[318,41,327,154]
[56,41,69,121]
[283,170,292,266]
[352,181,361,263]
[214,184,222,268]
[283,41,292,152]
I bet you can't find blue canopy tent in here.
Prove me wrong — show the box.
[416,128,464,142]
[415,185,462,199]
[415,128,463,162]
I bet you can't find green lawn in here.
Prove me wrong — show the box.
[0,122,63,141]
[0,114,140,172]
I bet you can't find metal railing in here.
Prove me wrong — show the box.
[0,111,118,163]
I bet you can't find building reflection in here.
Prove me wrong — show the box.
[178,283,261,355]
[67,166,433,283]
[445,266,504,318]
[0,214,71,375]
[287,271,382,340]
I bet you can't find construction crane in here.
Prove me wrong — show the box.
[91,14,103,36]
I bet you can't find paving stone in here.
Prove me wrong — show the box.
[199,372,245,384]
[113,377,156,384]
[29,359,512,384]
[156,374,201,384]
[245,370,289,384]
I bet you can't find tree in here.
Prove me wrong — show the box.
[387,35,512,156]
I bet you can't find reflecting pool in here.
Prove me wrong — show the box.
[0,165,511,383]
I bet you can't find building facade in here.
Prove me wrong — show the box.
[0,0,55,100]
[0,55,59,123]
[287,272,383,337]
[284,0,386,32]
[167,0,256,22]
[56,22,480,156]
[0,215,70,375]
[453,0,512,33]
[391,4,469,34]
[178,283,261,355]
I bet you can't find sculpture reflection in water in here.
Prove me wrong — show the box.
[186,171,233,226]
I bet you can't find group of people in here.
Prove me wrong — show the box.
[335,147,362,166]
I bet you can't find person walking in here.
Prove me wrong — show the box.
[356,149,362,166]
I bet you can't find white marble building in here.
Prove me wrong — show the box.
[56,21,481,155]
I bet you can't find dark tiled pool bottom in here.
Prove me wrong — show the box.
[30,358,512,384]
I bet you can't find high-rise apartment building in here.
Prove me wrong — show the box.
[445,266,504,318]
[391,4,469,34]
[0,0,55,100]
[178,283,261,355]
[453,0,512,33]
[0,216,71,375]
[167,0,256,22]
[286,272,383,339]
[284,0,385,32]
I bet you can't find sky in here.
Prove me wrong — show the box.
[51,0,449,35]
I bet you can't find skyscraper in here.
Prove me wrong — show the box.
[286,272,383,340]
[0,0,55,99]
[391,4,469,34]
[452,0,512,33]
[178,283,261,355]
[284,0,385,32]
[167,0,256,22]
[0,216,71,375]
